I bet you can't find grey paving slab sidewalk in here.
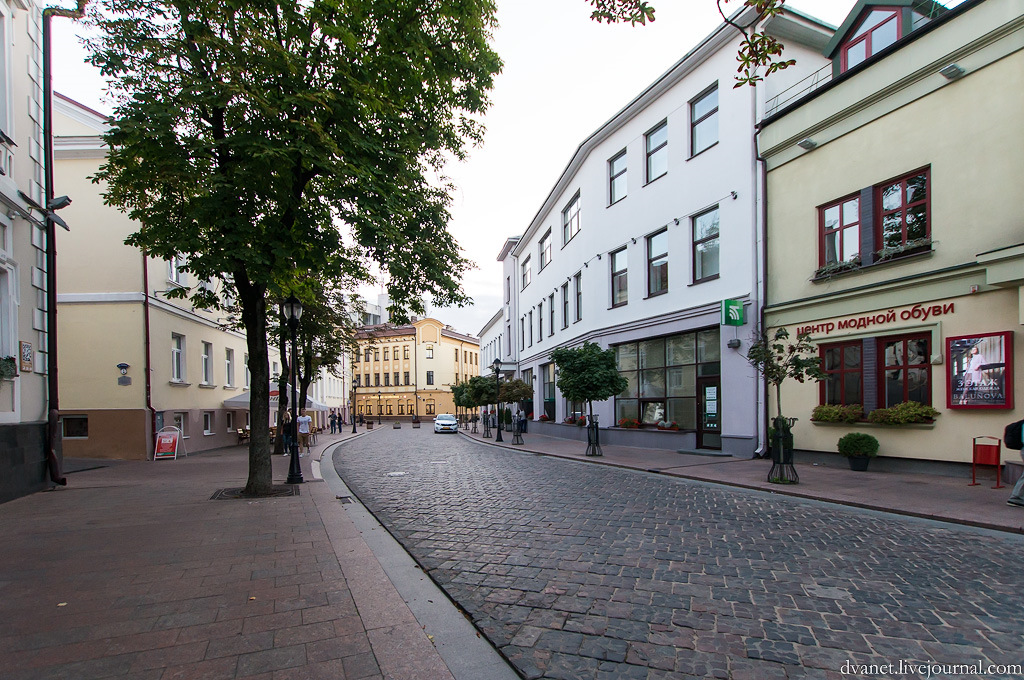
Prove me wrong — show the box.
[458,427,1024,535]
[0,432,458,680]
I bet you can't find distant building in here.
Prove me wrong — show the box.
[760,0,1023,465]
[353,318,479,419]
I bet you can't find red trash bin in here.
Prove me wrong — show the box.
[970,436,1003,488]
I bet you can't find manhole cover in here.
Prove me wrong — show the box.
[210,486,300,500]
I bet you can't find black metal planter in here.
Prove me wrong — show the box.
[767,417,798,484]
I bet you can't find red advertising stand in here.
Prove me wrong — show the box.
[970,436,1003,488]
[154,428,182,461]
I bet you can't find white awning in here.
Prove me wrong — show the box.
[223,387,329,411]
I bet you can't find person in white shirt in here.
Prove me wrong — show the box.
[296,409,313,454]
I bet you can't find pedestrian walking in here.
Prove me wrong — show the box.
[297,409,313,455]
[281,411,293,455]
[329,411,337,434]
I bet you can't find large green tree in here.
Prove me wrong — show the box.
[588,0,794,85]
[551,342,628,424]
[88,0,501,494]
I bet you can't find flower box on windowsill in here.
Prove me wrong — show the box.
[812,243,934,284]
[810,420,936,430]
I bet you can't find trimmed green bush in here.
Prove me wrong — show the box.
[837,432,879,458]
[867,401,939,425]
[811,403,863,424]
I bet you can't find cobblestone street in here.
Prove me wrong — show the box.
[333,427,1024,680]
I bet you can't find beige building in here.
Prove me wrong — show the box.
[54,94,286,459]
[353,318,479,420]
[759,0,1023,466]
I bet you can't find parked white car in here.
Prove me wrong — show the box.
[433,414,458,434]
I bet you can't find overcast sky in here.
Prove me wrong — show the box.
[51,0,858,337]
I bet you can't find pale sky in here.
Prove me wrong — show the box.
[51,0,858,337]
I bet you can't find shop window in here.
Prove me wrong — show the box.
[541,362,556,420]
[426,400,435,415]
[879,334,930,406]
[614,328,719,427]
[820,341,863,406]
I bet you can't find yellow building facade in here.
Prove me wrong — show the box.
[759,0,1023,466]
[353,318,479,420]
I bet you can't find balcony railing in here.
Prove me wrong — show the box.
[764,64,832,119]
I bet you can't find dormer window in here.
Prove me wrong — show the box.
[842,8,901,71]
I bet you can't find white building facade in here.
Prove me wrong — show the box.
[495,8,834,456]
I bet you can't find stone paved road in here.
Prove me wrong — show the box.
[333,427,1024,680]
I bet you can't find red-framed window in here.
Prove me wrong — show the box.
[819,195,860,267]
[877,168,929,251]
[841,7,902,72]
[878,334,930,407]
[820,341,863,406]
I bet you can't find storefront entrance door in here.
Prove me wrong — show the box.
[697,377,722,450]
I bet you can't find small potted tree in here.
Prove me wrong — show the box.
[837,432,879,471]
[746,327,826,484]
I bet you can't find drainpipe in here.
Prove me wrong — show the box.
[42,1,88,485]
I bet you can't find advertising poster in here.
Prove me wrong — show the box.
[154,431,179,460]
[947,332,1013,409]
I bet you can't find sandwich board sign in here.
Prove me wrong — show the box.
[721,299,744,327]
[154,427,182,460]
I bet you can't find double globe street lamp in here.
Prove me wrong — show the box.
[283,295,304,485]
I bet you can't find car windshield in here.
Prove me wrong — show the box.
[436,415,457,423]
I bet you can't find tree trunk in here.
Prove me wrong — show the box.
[238,272,273,495]
[274,317,288,456]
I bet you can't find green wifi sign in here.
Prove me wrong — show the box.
[721,299,744,327]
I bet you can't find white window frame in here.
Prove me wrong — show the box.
[171,334,185,382]
[521,256,532,289]
[244,353,250,388]
[226,411,235,431]
[225,348,234,387]
[201,341,213,385]
[174,412,189,438]
[203,411,214,435]
[168,255,187,285]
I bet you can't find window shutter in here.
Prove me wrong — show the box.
[858,187,876,265]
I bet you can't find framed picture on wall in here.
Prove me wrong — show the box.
[947,331,1013,409]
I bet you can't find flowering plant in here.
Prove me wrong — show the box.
[538,414,549,421]
[576,416,587,427]
[656,420,679,430]
[617,418,640,428]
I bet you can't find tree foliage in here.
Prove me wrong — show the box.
[587,0,795,86]
[86,0,501,493]
[551,342,627,420]
[745,327,825,420]
[467,374,497,407]
[499,378,533,405]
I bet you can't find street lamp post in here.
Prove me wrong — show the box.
[350,395,357,434]
[492,358,503,443]
[283,295,304,485]
[377,390,382,425]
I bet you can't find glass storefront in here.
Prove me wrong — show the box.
[614,327,720,428]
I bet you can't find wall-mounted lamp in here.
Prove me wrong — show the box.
[596,253,601,260]
[797,138,817,150]
[630,237,636,244]
[939,63,965,80]
[726,339,742,350]
[730,191,738,200]
[116,362,130,375]
[672,218,679,225]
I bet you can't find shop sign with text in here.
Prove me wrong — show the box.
[797,302,955,337]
